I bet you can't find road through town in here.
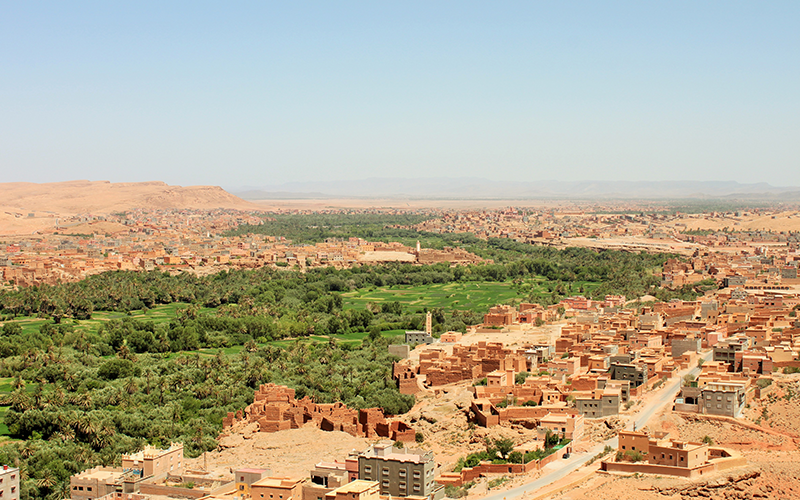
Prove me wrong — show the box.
[480,350,714,500]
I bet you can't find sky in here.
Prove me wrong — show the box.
[1,2,799,189]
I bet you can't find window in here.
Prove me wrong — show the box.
[364,466,371,473]
[382,481,389,488]
[399,482,406,489]
[413,484,421,492]
[382,468,389,476]
[399,470,406,477]
[413,471,421,479]
[88,487,92,491]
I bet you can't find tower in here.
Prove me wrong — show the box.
[425,311,432,336]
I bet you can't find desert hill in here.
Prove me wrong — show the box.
[0,180,261,215]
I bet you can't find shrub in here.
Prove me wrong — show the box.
[444,483,474,498]
[487,476,509,489]
[415,432,424,443]
[493,437,515,459]
[544,430,559,448]
[97,358,141,380]
[625,450,644,462]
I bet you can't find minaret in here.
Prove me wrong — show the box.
[416,240,421,254]
[425,311,432,336]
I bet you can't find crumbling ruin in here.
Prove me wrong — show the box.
[223,384,416,442]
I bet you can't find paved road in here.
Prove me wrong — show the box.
[480,350,714,500]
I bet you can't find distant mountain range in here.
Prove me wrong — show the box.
[230,178,800,200]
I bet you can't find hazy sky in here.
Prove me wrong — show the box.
[2,2,799,188]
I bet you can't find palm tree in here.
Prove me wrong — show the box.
[36,470,56,490]
[76,417,97,440]
[47,479,72,500]
[124,377,138,395]
[11,375,25,391]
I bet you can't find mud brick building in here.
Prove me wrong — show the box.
[223,384,416,442]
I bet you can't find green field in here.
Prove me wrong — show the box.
[7,302,216,338]
[341,281,525,311]
[5,301,406,355]
[0,378,15,436]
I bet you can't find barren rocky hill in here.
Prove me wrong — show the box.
[0,180,261,215]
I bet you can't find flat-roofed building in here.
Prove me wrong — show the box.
[324,480,380,500]
[236,468,272,497]
[251,477,305,500]
[121,443,184,478]
[700,381,747,418]
[0,465,20,500]
[70,467,125,500]
[575,388,620,418]
[304,462,351,500]
[608,362,648,388]
[357,442,442,500]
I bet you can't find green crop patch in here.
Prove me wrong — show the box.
[341,281,524,311]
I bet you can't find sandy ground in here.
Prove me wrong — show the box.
[187,425,372,478]
[562,237,701,256]
[676,212,800,232]
[358,251,417,263]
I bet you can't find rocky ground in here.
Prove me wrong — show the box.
[544,452,800,500]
